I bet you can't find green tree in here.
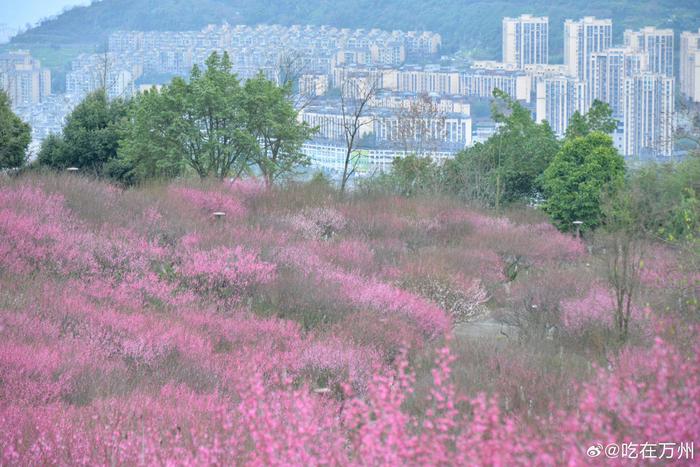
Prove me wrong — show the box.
[242,73,315,187]
[116,87,186,184]
[443,89,559,207]
[120,53,314,184]
[617,155,700,242]
[565,100,617,139]
[364,154,442,197]
[543,132,625,232]
[0,90,31,170]
[173,52,257,179]
[38,90,129,174]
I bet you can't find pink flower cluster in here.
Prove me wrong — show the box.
[286,207,347,240]
[179,246,276,302]
[561,284,644,333]
[0,177,697,464]
[1,335,697,465]
[169,186,248,219]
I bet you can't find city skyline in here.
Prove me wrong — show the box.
[2,12,698,162]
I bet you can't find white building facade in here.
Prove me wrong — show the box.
[624,27,674,78]
[680,29,700,102]
[536,75,589,137]
[564,17,613,82]
[623,73,675,158]
[502,15,549,69]
[590,47,648,117]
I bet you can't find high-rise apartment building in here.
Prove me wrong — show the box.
[590,47,648,117]
[563,17,613,82]
[502,15,549,69]
[624,27,674,77]
[680,29,700,102]
[623,73,675,158]
[536,75,588,137]
[66,53,142,100]
[0,50,51,107]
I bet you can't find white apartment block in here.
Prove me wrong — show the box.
[299,104,471,150]
[108,24,441,80]
[502,15,549,69]
[459,70,532,102]
[301,141,455,174]
[368,91,471,115]
[0,50,51,108]
[564,17,613,82]
[623,73,675,158]
[66,53,142,100]
[624,27,674,78]
[395,66,461,95]
[299,74,329,97]
[536,75,589,137]
[590,47,648,117]
[680,29,700,102]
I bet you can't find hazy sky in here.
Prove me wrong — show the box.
[1,0,91,30]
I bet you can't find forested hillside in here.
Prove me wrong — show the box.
[9,0,700,59]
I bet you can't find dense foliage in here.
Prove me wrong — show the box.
[0,91,31,171]
[0,173,697,463]
[564,100,618,139]
[402,90,560,207]
[543,132,625,232]
[621,156,700,245]
[9,0,700,60]
[37,90,130,174]
[39,53,313,184]
[445,89,559,208]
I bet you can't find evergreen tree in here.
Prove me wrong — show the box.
[0,91,31,170]
[242,73,315,187]
[565,100,617,139]
[38,90,129,174]
[543,132,625,231]
[443,89,559,207]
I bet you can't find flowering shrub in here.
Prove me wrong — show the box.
[402,276,489,324]
[169,186,248,219]
[179,246,276,303]
[561,284,645,334]
[286,207,346,240]
[0,175,697,465]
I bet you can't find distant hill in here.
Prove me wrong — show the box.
[9,0,700,61]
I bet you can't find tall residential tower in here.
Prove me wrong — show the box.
[624,27,674,78]
[680,29,700,102]
[590,47,648,117]
[623,73,675,158]
[563,17,613,83]
[502,15,549,69]
[0,50,51,107]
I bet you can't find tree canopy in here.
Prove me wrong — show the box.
[0,91,31,171]
[37,90,130,174]
[117,52,313,183]
[242,73,315,187]
[565,100,617,140]
[443,89,559,207]
[543,132,625,232]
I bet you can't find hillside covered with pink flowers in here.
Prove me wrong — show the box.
[0,173,698,465]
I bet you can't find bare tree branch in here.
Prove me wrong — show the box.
[339,70,379,195]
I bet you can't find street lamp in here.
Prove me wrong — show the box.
[212,211,226,220]
[66,167,79,173]
[572,220,583,239]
